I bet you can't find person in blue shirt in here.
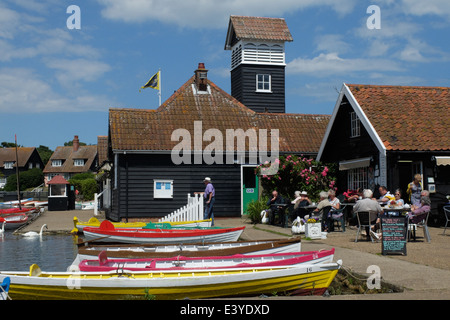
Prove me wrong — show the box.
[203,177,215,226]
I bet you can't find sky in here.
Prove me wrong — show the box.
[1,0,449,151]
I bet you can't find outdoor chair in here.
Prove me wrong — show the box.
[443,206,450,235]
[331,204,347,232]
[319,206,332,232]
[355,211,377,242]
[408,211,431,242]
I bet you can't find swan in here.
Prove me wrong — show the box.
[0,218,5,235]
[22,224,48,237]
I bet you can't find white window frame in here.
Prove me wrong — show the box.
[153,179,173,199]
[52,160,62,167]
[256,74,271,93]
[4,161,14,169]
[347,167,368,191]
[350,112,361,138]
[74,159,85,167]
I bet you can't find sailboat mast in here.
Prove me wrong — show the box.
[14,134,21,209]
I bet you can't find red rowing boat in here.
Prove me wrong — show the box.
[83,220,245,244]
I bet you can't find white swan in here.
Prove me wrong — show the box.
[0,218,5,235]
[22,224,48,237]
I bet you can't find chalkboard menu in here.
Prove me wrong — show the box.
[381,217,407,255]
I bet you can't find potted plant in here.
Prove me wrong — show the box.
[305,218,322,239]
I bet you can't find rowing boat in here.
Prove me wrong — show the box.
[0,277,10,300]
[82,220,245,244]
[72,216,212,233]
[74,237,302,261]
[0,261,341,299]
[77,249,335,272]
[0,213,29,230]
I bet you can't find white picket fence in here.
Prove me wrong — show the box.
[158,193,204,223]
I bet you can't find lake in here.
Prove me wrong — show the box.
[0,231,79,272]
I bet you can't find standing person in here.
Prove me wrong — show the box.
[203,177,215,226]
[406,174,423,207]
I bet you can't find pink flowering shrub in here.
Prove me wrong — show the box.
[256,155,337,201]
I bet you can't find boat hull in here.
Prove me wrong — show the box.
[75,238,302,261]
[77,249,334,272]
[74,217,212,233]
[82,222,245,244]
[0,262,340,300]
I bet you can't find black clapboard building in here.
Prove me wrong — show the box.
[106,16,330,222]
[225,16,293,113]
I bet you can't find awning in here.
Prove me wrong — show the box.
[435,156,450,166]
[339,157,371,171]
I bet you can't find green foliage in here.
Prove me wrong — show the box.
[36,145,53,166]
[245,196,269,224]
[69,172,97,200]
[256,155,337,202]
[4,168,44,191]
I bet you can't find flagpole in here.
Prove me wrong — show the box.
[158,68,161,107]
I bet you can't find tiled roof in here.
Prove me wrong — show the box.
[43,145,97,174]
[228,16,293,42]
[47,175,69,185]
[348,84,450,151]
[0,147,36,167]
[109,76,329,154]
[97,136,108,165]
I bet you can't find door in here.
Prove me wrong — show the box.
[242,166,259,215]
[398,161,423,203]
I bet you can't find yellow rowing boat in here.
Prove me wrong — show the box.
[1,261,341,300]
[71,216,212,233]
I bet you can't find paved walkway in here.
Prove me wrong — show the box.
[17,209,450,300]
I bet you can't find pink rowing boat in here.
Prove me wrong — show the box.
[78,249,335,272]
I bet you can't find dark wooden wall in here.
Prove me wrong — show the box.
[108,153,241,221]
[231,64,286,113]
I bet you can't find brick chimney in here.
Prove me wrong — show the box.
[194,63,208,92]
[73,135,80,152]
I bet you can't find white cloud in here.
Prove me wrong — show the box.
[45,58,111,86]
[400,0,450,17]
[287,52,403,77]
[96,0,358,28]
[0,68,113,113]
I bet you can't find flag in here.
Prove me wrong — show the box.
[141,71,160,90]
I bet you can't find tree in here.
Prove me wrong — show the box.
[69,172,97,201]
[256,154,337,201]
[4,168,44,191]
[36,145,53,166]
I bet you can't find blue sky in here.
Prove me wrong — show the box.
[1,0,449,150]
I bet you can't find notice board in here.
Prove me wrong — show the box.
[381,217,407,255]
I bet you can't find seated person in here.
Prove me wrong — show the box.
[407,192,431,224]
[306,191,332,231]
[377,186,395,205]
[328,189,340,211]
[290,191,311,220]
[266,190,285,225]
[346,188,363,202]
[384,189,405,216]
[354,189,383,240]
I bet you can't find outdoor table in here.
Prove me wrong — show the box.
[382,206,410,217]
[269,203,289,228]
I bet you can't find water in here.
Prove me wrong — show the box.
[0,231,79,272]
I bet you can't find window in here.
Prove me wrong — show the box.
[74,159,85,166]
[350,112,361,137]
[4,161,14,169]
[50,184,66,197]
[347,167,368,190]
[153,180,173,199]
[52,160,62,167]
[256,74,271,92]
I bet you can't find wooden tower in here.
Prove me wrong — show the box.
[225,16,293,113]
